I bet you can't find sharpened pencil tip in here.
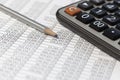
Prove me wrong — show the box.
[44,28,58,38]
[54,34,59,38]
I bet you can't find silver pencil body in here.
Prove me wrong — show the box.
[0,4,47,32]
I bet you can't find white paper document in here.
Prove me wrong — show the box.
[0,0,119,80]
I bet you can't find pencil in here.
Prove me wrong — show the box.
[0,4,58,38]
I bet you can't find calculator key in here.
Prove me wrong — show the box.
[90,20,109,32]
[115,10,120,17]
[65,6,81,16]
[102,15,120,26]
[102,3,118,12]
[114,0,120,6]
[77,1,93,11]
[103,28,120,40]
[76,12,95,24]
[116,23,120,30]
[90,8,107,18]
[90,0,105,5]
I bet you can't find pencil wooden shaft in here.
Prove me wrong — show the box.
[0,4,47,32]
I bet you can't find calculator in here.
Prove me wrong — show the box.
[56,0,120,60]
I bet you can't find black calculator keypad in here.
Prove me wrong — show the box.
[90,8,107,18]
[76,0,120,41]
[64,0,120,41]
[90,0,105,5]
[76,12,95,24]
[102,3,118,12]
[77,1,93,10]
[89,20,109,32]
[102,15,120,26]
[103,28,120,40]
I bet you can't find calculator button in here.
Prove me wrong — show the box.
[102,3,118,12]
[90,0,105,5]
[90,8,107,18]
[76,12,95,24]
[65,6,81,16]
[114,0,120,6]
[102,15,120,26]
[103,28,120,40]
[77,1,93,11]
[115,10,120,17]
[90,20,109,32]
[116,23,120,30]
